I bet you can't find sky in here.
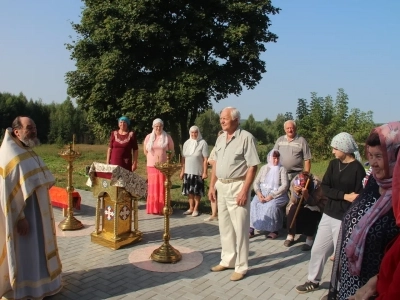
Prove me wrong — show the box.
[0,0,399,123]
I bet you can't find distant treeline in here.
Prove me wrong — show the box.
[0,92,93,145]
[195,89,376,160]
[1,88,376,159]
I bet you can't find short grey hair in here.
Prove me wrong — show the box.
[284,120,296,128]
[12,117,23,130]
[221,107,241,121]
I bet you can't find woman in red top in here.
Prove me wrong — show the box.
[106,116,138,171]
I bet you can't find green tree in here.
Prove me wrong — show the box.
[0,92,28,130]
[284,112,293,121]
[242,114,257,133]
[194,109,221,145]
[346,108,375,150]
[48,97,91,145]
[294,88,375,159]
[242,114,268,144]
[65,0,280,148]
[296,98,309,121]
[331,88,349,131]
[272,113,286,138]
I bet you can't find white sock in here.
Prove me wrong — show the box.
[305,239,313,246]
[286,234,294,241]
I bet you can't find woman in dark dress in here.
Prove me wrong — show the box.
[328,122,400,300]
[106,116,138,171]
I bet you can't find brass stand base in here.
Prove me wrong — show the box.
[91,231,142,250]
[151,243,182,263]
[58,216,84,231]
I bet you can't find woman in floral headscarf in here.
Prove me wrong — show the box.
[179,126,208,217]
[249,149,289,239]
[330,122,400,300]
[296,132,366,294]
[143,118,174,214]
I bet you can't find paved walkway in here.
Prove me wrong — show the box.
[50,189,332,300]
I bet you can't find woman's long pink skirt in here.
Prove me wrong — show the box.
[146,167,166,214]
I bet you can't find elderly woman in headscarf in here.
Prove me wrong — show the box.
[179,126,209,217]
[249,149,289,239]
[326,122,400,300]
[296,132,366,294]
[106,116,138,171]
[143,118,174,215]
[284,172,327,251]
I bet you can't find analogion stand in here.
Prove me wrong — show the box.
[86,163,147,250]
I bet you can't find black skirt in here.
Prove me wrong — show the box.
[181,174,205,196]
[287,203,322,236]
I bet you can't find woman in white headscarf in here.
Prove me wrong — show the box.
[179,126,209,217]
[249,149,289,239]
[143,118,174,214]
[295,132,366,294]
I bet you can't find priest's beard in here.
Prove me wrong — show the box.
[21,137,40,148]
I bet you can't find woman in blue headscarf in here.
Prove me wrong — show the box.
[106,116,138,171]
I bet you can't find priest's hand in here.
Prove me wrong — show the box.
[17,218,29,236]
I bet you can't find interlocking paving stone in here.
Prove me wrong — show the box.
[47,189,333,299]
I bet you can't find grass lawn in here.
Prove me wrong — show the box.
[36,143,331,213]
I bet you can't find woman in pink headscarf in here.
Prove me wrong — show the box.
[362,124,400,300]
[330,122,400,300]
[143,118,174,215]
[372,142,400,299]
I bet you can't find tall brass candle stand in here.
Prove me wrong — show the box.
[58,142,84,231]
[151,151,182,263]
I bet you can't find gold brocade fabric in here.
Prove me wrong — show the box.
[86,162,147,198]
[0,128,62,298]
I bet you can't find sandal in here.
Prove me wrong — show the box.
[267,232,278,239]
[283,239,293,247]
[249,227,255,238]
[183,210,193,215]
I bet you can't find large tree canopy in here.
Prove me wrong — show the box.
[65,0,280,145]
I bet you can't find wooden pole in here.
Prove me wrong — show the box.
[289,178,310,229]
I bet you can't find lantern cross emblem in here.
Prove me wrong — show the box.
[119,206,130,220]
[104,206,114,221]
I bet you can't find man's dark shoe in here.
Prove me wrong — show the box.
[295,281,319,294]
[283,239,293,247]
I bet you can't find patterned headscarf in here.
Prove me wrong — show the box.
[145,118,168,152]
[182,126,203,156]
[330,132,362,162]
[345,122,400,275]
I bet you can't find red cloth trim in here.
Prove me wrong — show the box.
[49,186,81,210]
[94,172,112,179]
